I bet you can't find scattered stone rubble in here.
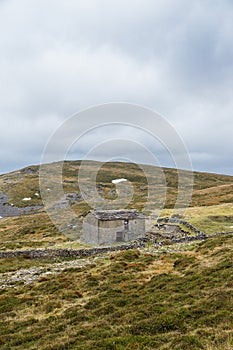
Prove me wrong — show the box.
[20,167,38,174]
[0,192,43,218]
[48,192,83,210]
[157,217,206,236]
[0,258,96,289]
[147,217,207,245]
[1,232,232,289]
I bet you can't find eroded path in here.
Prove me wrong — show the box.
[0,257,101,289]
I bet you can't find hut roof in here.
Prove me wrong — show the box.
[91,209,144,221]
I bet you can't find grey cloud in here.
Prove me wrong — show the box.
[0,0,232,174]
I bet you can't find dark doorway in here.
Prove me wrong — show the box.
[116,231,124,242]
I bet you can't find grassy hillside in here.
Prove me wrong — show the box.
[159,203,233,235]
[1,161,233,250]
[0,234,233,349]
[0,213,68,250]
[1,160,233,209]
[0,161,233,349]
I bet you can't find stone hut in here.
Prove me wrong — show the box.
[82,209,145,245]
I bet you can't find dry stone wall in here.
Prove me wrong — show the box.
[157,217,206,236]
[0,240,147,259]
[0,192,42,218]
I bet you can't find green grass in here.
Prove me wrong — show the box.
[1,161,233,210]
[0,213,69,251]
[0,256,72,273]
[159,203,233,235]
[1,163,233,249]
[0,161,233,250]
[0,217,204,250]
[184,203,233,234]
[1,161,233,348]
[0,235,233,349]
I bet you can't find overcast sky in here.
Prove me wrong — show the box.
[0,0,233,175]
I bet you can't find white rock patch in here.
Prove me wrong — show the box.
[112,178,127,184]
[22,197,31,201]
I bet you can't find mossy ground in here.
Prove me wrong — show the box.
[0,235,233,349]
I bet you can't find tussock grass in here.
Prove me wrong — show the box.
[0,235,233,349]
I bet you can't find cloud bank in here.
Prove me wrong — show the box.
[0,0,232,174]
